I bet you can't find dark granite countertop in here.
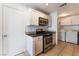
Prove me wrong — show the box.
[25,31,56,37]
[25,32,42,37]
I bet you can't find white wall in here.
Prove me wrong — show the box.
[48,11,58,45]
[48,11,58,32]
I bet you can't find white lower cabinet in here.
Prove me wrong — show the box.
[26,35,43,56]
[60,30,66,41]
[66,31,77,44]
[25,35,34,56]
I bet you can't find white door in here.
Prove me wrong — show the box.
[0,4,2,55]
[3,6,26,55]
[0,18,2,56]
[0,22,2,56]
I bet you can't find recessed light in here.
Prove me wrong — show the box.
[46,3,48,6]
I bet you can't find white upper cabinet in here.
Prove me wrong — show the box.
[60,17,71,25]
[60,15,79,25]
[71,15,79,25]
[28,8,49,26]
[31,9,40,25]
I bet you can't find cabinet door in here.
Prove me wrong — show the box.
[66,31,73,43]
[60,30,66,41]
[71,15,79,25]
[60,17,71,25]
[34,36,42,55]
[25,8,32,25]
[31,9,39,25]
[66,31,77,44]
[39,12,48,19]
[71,31,77,44]
[25,35,34,56]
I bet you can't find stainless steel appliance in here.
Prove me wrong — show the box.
[43,33,53,53]
[36,29,53,53]
[39,17,48,26]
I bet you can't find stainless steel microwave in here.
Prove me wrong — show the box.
[39,17,48,26]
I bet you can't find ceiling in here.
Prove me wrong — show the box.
[58,3,79,17]
[21,3,79,16]
[21,3,62,14]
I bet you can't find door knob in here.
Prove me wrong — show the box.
[3,35,7,37]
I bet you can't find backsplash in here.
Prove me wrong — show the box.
[25,25,48,32]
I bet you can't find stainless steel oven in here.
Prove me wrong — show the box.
[36,29,53,53]
[43,33,53,53]
[39,17,48,26]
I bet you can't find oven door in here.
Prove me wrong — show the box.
[43,34,53,52]
[44,36,52,47]
[45,36,52,45]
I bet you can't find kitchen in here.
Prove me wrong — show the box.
[0,3,58,56]
[0,3,79,56]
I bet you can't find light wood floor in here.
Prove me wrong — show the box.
[39,41,79,56]
[17,41,79,56]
